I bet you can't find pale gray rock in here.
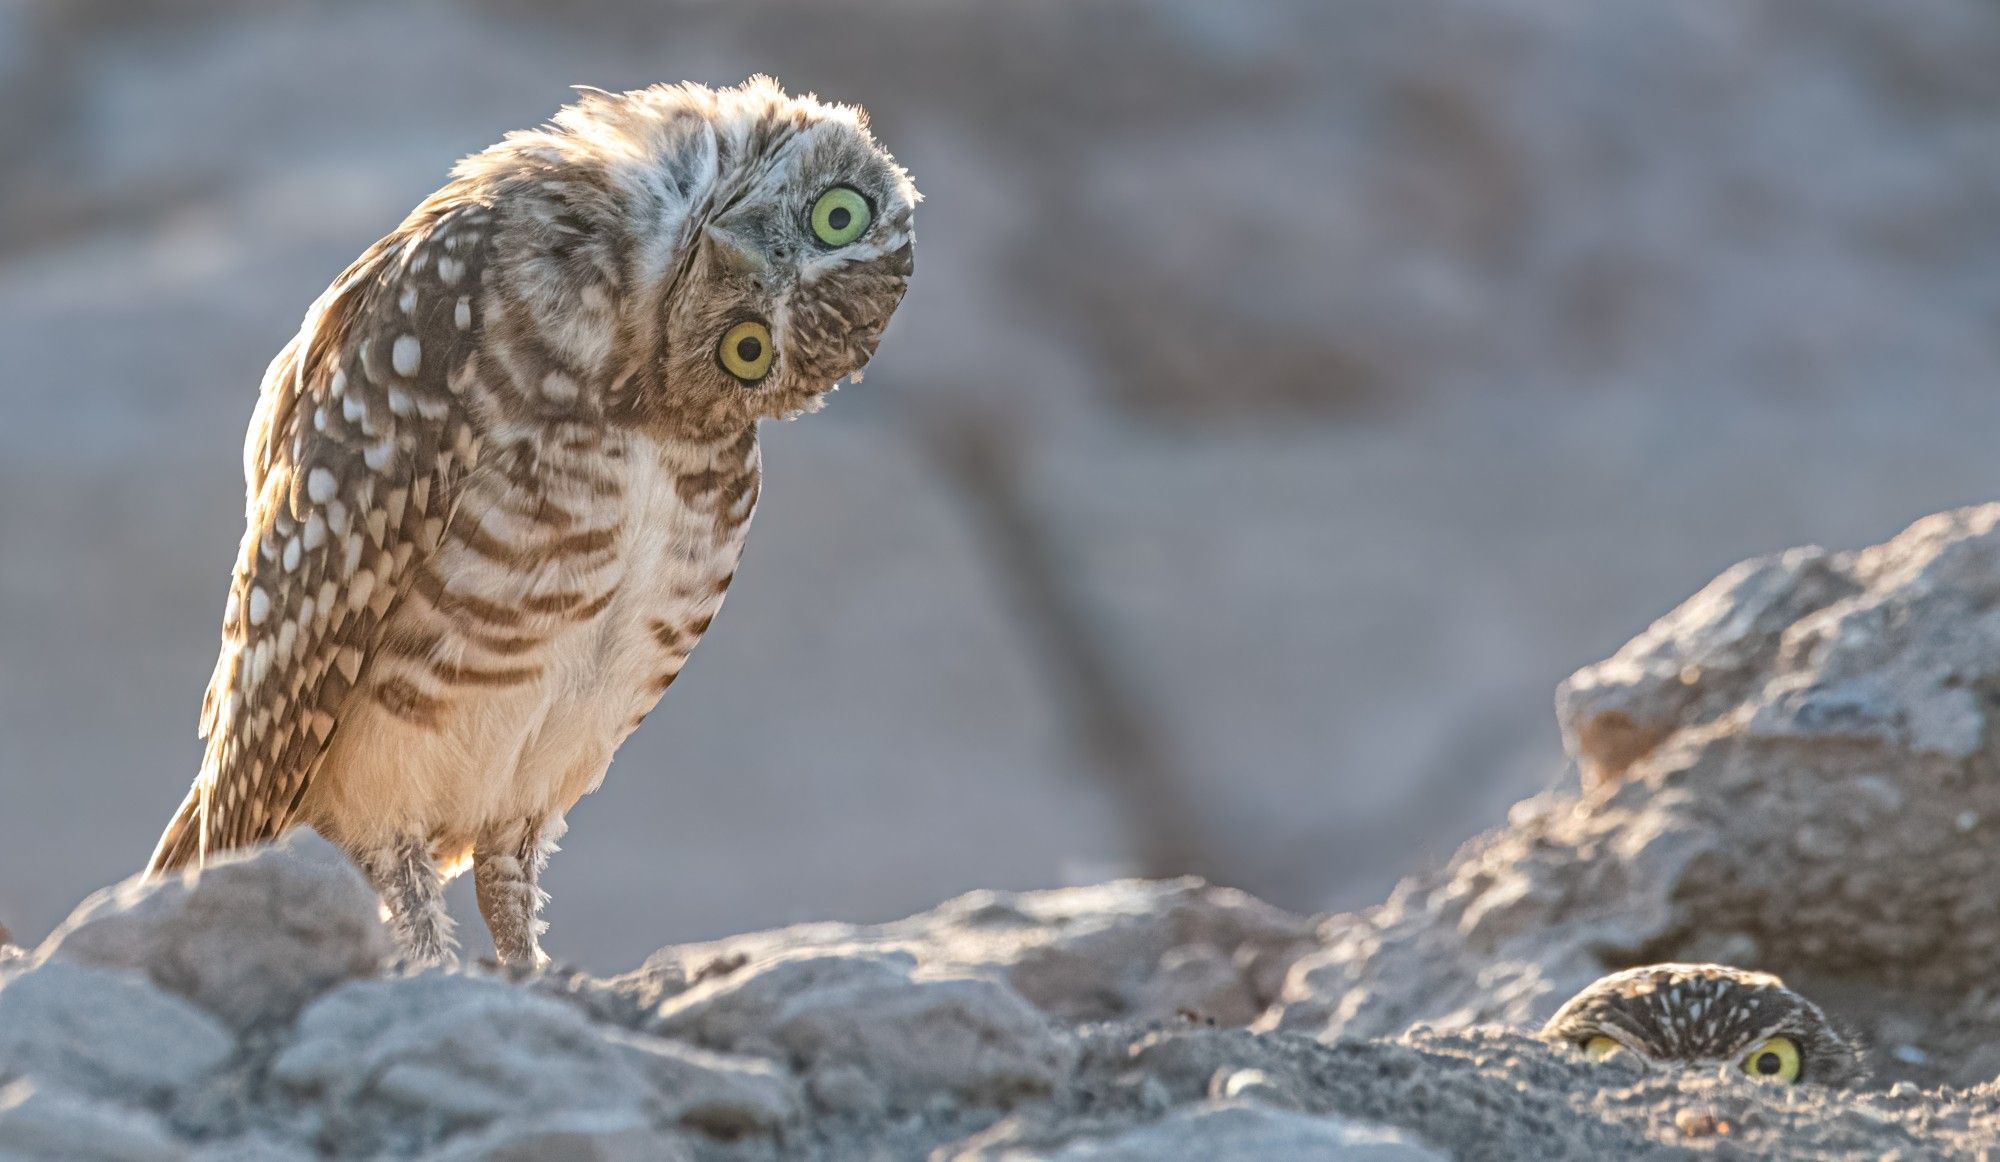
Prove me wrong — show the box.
[36,829,389,1033]
[271,975,791,1156]
[0,962,232,1104]
[1044,1103,1446,1162]
[423,1111,692,1162]
[185,1136,316,1162]
[0,1080,188,1162]
[648,950,1073,1112]
[636,880,1316,1028]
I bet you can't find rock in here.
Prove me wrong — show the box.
[185,1136,316,1162]
[0,961,233,1104]
[0,1080,188,1162]
[648,950,1072,1112]
[36,828,389,1032]
[1273,505,2000,1089]
[1045,1103,1446,1162]
[270,975,793,1156]
[423,1111,692,1162]
[633,880,1317,1028]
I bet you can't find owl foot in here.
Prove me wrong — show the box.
[473,816,556,971]
[357,836,458,971]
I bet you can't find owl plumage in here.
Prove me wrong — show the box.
[146,78,917,967]
[1541,963,1866,1088]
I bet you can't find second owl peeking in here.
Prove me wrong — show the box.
[144,78,918,968]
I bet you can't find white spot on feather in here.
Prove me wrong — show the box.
[542,372,578,403]
[392,335,422,377]
[249,640,271,688]
[247,587,271,627]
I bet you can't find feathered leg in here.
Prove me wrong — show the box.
[473,816,558,970]
[358,837,456,968]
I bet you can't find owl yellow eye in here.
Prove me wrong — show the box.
[1740,1037,1801,1084]
[1583,1036,1622,1061]
[717,320,773,382]
[810,185,872,247]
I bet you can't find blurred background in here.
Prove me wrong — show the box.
[5,0,2000,970]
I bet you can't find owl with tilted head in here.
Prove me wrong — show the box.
[146,77,917,968]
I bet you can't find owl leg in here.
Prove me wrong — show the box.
[357,837,457,969]
[473,816,559,971]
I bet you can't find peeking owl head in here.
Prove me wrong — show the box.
[1541,964,1866,1088]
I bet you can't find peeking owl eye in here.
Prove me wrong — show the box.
[810,185,872,247]
[718,320,774,382]
[1740,1037,1801,1084]
[1583,1036,1622,1061]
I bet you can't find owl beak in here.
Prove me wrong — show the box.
[701,225,767,277]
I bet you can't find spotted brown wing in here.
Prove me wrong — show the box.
[147,197,490,872]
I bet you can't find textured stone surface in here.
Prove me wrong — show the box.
[423,1112,693,1162]
[0,962,233,1103]
[270,975,791,1156]
[633,880,1317,1028]
[0,1081,188,1162]
[38,829,389,1032]
[1041,1103,1446,1161]
[648,950,1072,1112]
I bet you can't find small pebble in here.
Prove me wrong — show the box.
[1211,1068,1299,1110]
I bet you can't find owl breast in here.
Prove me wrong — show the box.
[299,423,760,862]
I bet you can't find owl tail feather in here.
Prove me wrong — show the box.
[145,785,205,877]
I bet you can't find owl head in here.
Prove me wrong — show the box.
[1541,963,1866,1088]
[456,77,918,437]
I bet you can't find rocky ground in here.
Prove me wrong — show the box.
[11,508,2000,1158]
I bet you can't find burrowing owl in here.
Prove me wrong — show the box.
[1541,964,1865,1087]
[146,78,917,968]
